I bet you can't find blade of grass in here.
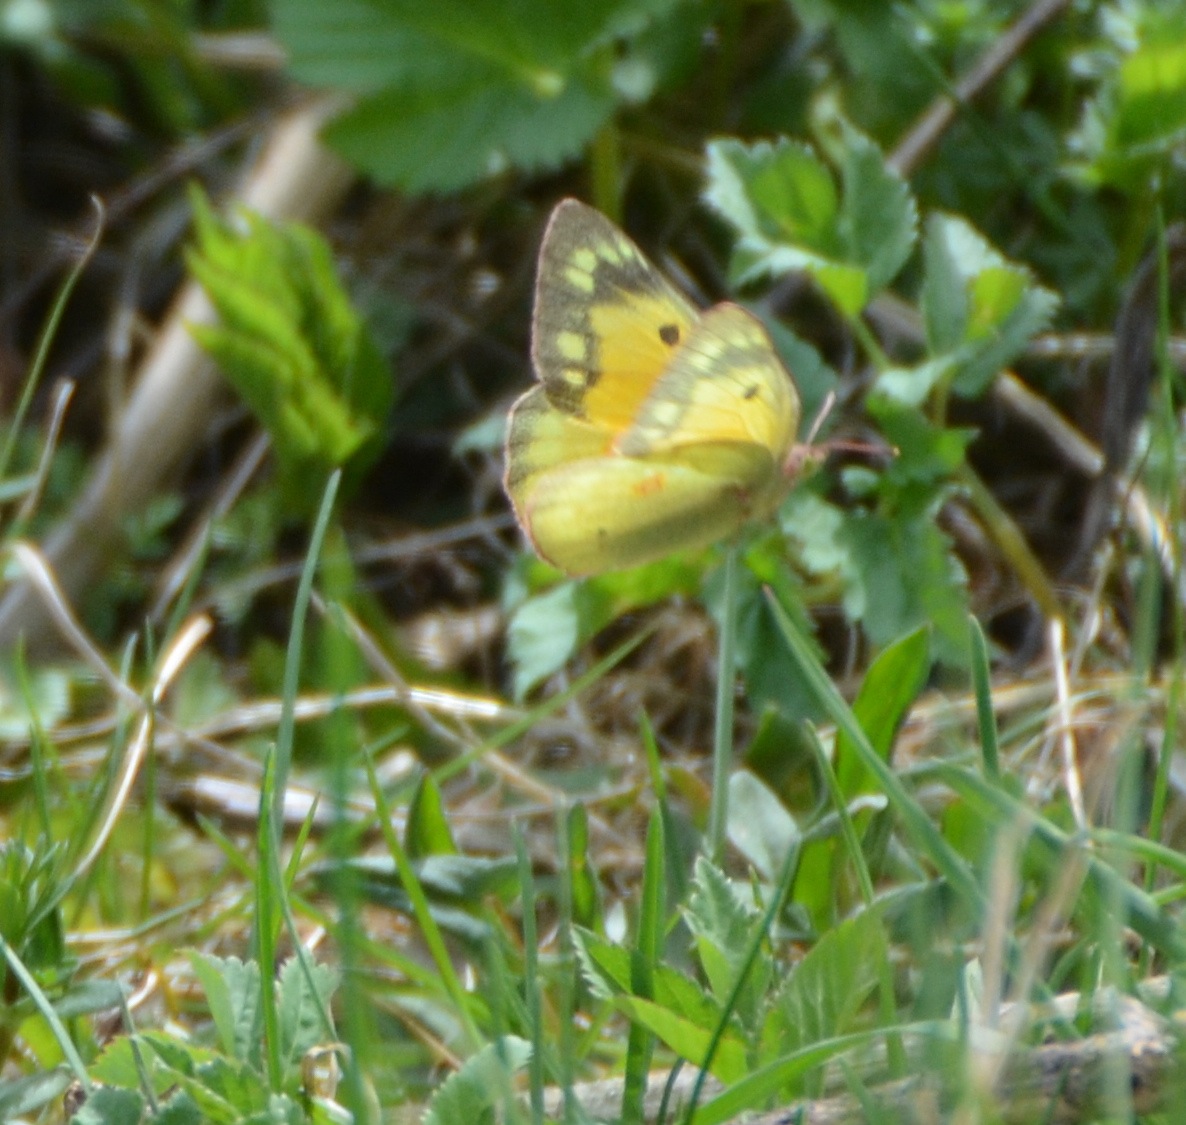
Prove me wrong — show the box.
[805,727,903,1074]
[968,615,1000,780]
[361,749,483,1048]
[515,829,544,1125]
[766,592,984,913]
[934,763,1186,962]
[0,199,101,485]
[256,472,342,1089]
[707,545,740,863]
[0,935,91,1090]
[622,807,663,1125]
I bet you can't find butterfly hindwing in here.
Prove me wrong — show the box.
[513,453,766,576]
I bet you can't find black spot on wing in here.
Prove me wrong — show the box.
[659,323,680,346]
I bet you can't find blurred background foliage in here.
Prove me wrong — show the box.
[4,0,1186,1119]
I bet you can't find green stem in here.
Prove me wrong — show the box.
[707,545,739,863]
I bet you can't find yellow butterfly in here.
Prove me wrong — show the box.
[504,198,804,577]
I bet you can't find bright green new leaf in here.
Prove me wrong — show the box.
[275,956,337,1070]
[406,773,459,859]
[186,953,263,1068]
[186,189,393,513]
[1071,8,1186,190]
[834,626,930,799]
[921,213,1059,396]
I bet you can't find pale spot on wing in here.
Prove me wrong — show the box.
[649,401,683,428]
[560,367,586,390]
[598,241,624,265]
[556,330,587,362]
[564,266,595,293]
[571,248,598,272]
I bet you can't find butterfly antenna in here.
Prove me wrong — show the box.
[804,390,836,445]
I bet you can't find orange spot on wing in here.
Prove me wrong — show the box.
[633,472,667,497]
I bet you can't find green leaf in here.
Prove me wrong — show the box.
[185,188,393,511]
[615,994,749,1081]
[766,907,887,1066]
[0,1070,73,1120]
[153,1091,203,1125]
[1071,9,1186,190]
[573,928,723,1029]
[835,122,917,294]
[274,0,686,193]
[834,626,930,799]
[839,511,969,667]
[920,213,1059,397]
[505,581,596,698]
[405,773,458,859]
[565,804,601,930]
[186,953,263,1068]
[275,957,337,1070]
[726,770,800,885]
[683,858,771,1025]
[504,556,699,696]
[421,1036,532,1125]
[704,132,916,316]
[70,1085,145,1125]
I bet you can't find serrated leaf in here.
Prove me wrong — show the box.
[573,928,725,1031]
[705,137,840,251]
[684,858,771,1021]
[187,952,263,1067]
[421,1036,532,1125]
[186,189,393,509]
[705,132,915,316]
[839,512,969,666]
[836,123,917,293]
[70,1085,145,1125]
[766,908,887,1070]
[275,0,685,193]
[920,213,1059,396]
[276,957,338,1068]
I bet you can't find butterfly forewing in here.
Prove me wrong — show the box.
[532,200,697,435]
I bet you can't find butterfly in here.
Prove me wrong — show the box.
[504,198,807,577]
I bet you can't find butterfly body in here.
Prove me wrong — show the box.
[505,199,802,576]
